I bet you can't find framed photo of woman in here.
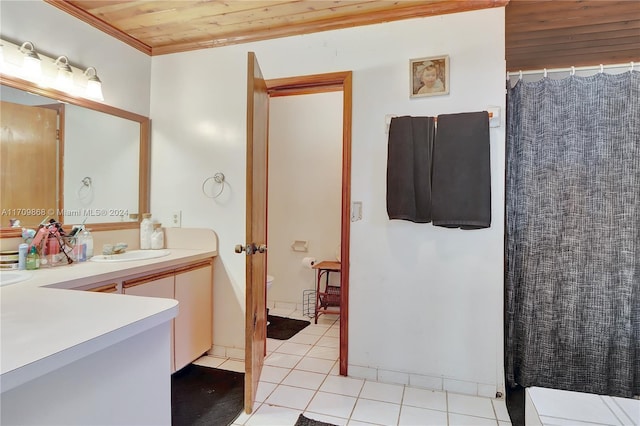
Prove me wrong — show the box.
[410,55,450,98]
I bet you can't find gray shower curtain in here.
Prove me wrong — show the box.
[505,71,640,397]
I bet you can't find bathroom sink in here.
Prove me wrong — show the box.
[90,249,171,263]
[0,270,33,287]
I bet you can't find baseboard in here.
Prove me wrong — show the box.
[348,363,502,399]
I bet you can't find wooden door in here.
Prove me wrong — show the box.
[244,52,269,414]
[0,101,58,227]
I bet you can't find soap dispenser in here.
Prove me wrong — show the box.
[140,213,153,249]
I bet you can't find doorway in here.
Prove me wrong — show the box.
[266,92,341,322]
[266,72,352,376]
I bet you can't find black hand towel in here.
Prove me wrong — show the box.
[386,116,436,223]
[431,111,491,229]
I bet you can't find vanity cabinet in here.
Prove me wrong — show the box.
[123,272,176,370]
[122,259,213,372]
[174,262,213,371]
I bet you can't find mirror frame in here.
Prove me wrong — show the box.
[0,73,150,237]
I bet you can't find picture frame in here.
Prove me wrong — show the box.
[410,55,450,98]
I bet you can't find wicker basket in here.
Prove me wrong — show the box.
[320,285,341,307]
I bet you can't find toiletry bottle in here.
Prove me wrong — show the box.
[151,223,165,250]
[76,230,87,262]
[140,213,153,249]
[26,246,40,270]
[18,243,28,270]
[83,228,94,259]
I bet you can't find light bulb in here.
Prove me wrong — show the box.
[55,56,73,91]
[19,42,42,82]
[84,67,104,101]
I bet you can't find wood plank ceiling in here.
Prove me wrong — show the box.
[45,0,639,70]
[45,0,509,55]
[506,0,640,71]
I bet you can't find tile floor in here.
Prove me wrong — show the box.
[195,308,512,426]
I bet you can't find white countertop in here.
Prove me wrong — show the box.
[0,246,217,393]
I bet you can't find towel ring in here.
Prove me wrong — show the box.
[202,172,226,199]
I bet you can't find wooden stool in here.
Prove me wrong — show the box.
[312,260,341,324]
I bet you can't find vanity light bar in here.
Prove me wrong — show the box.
[0,38,104,101]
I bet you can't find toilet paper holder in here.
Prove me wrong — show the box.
[291,240,308,252]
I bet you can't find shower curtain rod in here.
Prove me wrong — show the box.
[507,61,636,78]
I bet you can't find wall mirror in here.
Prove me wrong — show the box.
[0,74,149,237]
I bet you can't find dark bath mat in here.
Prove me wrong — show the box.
[171,364,244,426]
[295,414,338,426]
[506,384,525,426]
[267,315,310,340]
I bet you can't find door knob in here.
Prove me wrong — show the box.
[235,243,256,255]
[257,244,267,253]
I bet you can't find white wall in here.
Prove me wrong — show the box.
[0,0,151,116]
[150,48,249,354]
[151,7,506,394]
[267,93,343,307]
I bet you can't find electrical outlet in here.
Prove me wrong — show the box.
[171,210,182,227]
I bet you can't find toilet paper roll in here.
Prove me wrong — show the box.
[302,257,316,269]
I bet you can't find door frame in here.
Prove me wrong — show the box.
[265,71,352,375]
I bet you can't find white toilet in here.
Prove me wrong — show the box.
[266,275,274,292]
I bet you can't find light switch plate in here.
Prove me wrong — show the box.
[351,201,362,221]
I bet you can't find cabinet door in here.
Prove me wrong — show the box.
[123,276,174,298]
[123,274,176,372]
[174,262,213,371]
